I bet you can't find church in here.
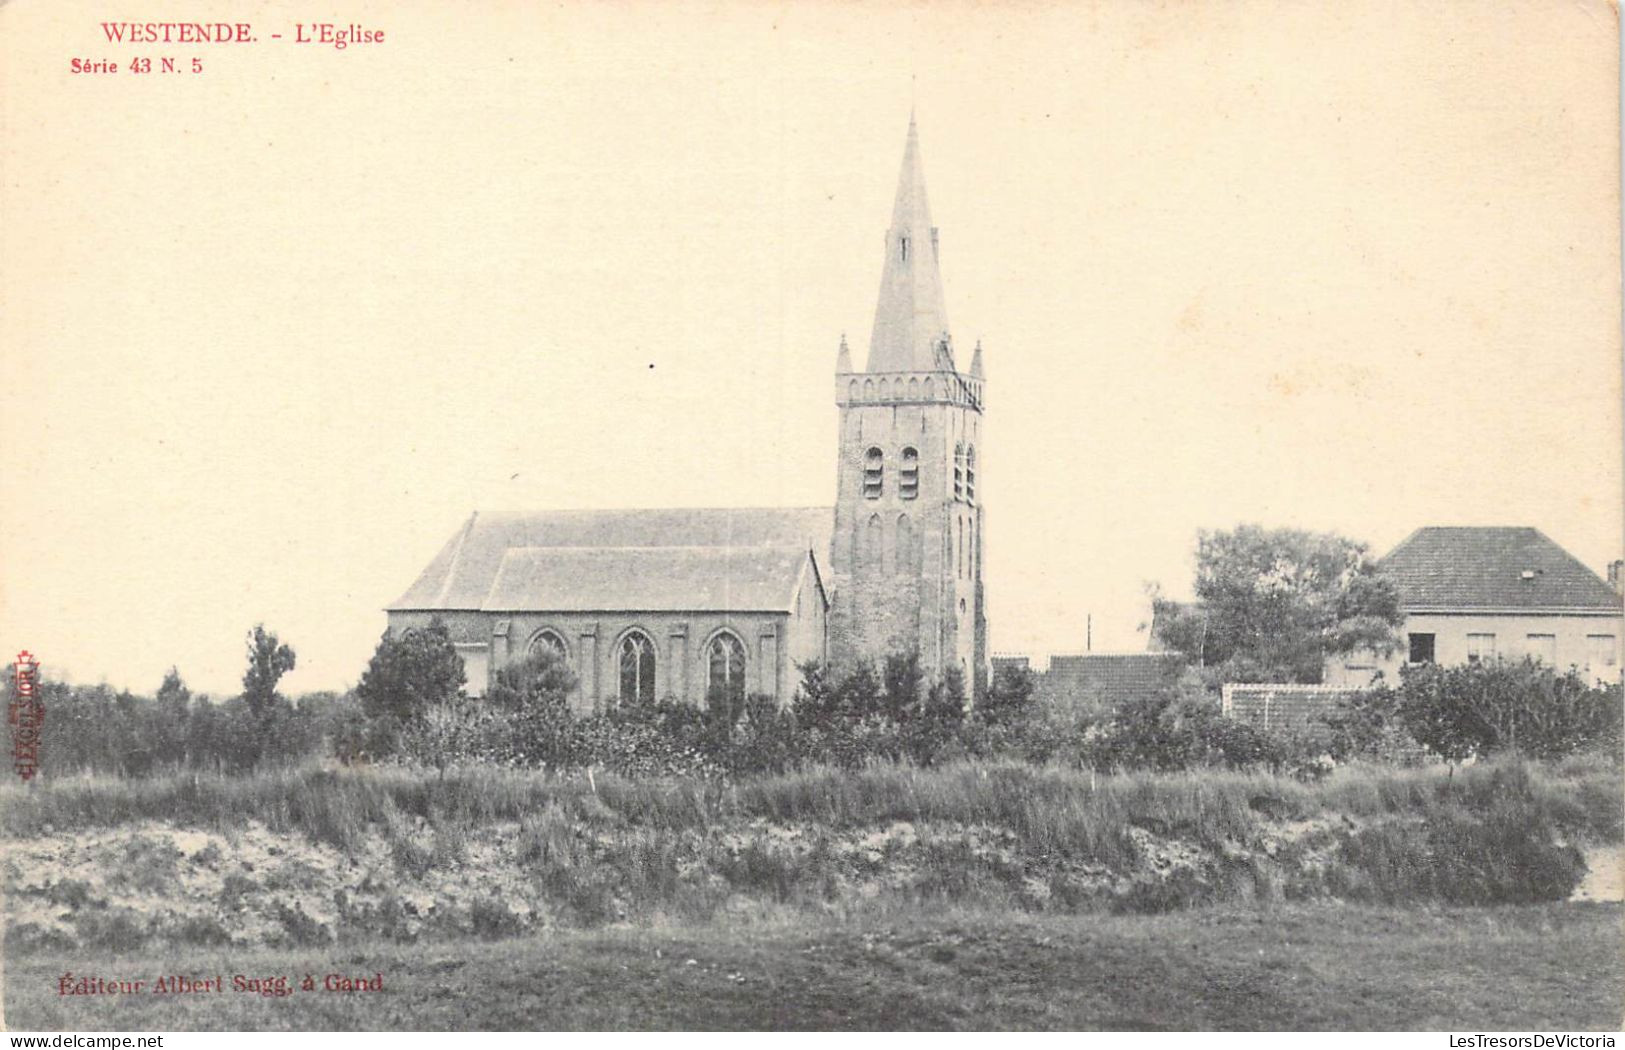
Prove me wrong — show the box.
[386,117,988,711]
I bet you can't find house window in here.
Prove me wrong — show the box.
[1525,634,1557,665]
[966,446,976,504]
[1408,633,1435,664]
[1466,633,1496,664]
[705,632,747,711]
[1587,634,1618,670]
[900,447,919,499]
[618,631,657,705]
[863,447,884,499]
[953,442,964,501]
[527,629,568,664]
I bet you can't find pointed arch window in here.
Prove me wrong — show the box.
[527,629,568,665]
[895,513,914,575]
[908,377,919,400]
[966,445,976,504]
[618,631,657,705]
[953,442,965,501]
[899,446,919,500]
[863,446,884,499]
[899,234,910,262]
[923,378,935,401]
[866,514,884,572]
[958,518,966,578]
[705,632,747,711]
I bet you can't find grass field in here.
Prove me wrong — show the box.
[6,901,1620,1030]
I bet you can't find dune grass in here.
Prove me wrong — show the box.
[4,753,1618,853]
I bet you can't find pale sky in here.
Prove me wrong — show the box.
[2,0,1619,695]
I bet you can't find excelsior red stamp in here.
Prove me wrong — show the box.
[10,650,43,781]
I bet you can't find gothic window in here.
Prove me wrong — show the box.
[848,379,858,402]
[908,377,919,400]
[879,378,890,400]
[953,442,965,501]
[899,234,909,261]
[866,514,884,572]
[899,447,919,500]
[923,378,934,400]
[617,631,657,705]
[958,518,966,578]
[863,446,884,499]
[895,514,913,575]
[705,632,747,711]
[864,378,874,400]
[966,446,976,504]
[527,629,568,664]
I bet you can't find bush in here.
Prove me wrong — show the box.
[1330,765,1588,904]
[1396,658,1623,763]
[354,619,465,732]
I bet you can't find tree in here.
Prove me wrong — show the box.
[242,625,297,720]
[153,667,192,767]
[1396,658,1623,763]
[487,647,579,765]
[1150,525,1402,684]
[354,619,466,732]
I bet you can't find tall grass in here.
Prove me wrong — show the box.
[5,753,1617,854]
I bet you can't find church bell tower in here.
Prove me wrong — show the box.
[828,115,988,692]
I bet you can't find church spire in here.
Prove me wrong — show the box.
[866,114,951,374]
[835,332,852,373]
[970,338,985,379]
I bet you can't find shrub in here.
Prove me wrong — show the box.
[1396,659,1623,762]
[354,619,465,733]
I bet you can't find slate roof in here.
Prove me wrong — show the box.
[1036,652,1187,707]
[390,507,832,613]
[1380,527,1622,613]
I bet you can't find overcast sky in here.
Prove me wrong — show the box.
[2,0,1619,695]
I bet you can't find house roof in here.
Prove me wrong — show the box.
[1380,527,1622,613]
[1036,652,1187,707]
[390,507,832,613]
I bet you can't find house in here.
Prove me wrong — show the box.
[1324,526,1624,687]
[386,116,990,706]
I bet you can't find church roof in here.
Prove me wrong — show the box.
[866,115,953,374]
[1379,526,1622,613]
[483,546,817,613]
[389,507,833,613]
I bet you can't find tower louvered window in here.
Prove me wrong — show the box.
[863,447,884,499]
[953,442,965,501]
[966,445,976,504]
[900,447,919,500]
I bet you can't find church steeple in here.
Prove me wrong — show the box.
[866,115,951,374]
[835,332,852,373]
